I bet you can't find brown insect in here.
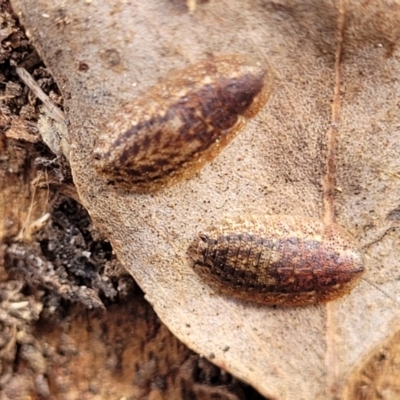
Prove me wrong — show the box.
[190,215,365,306]
[93,55,273,191]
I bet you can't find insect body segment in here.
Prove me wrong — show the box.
[93,55,273,191]
[193,215,364,306]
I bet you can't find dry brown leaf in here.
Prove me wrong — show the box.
[10,1,400,399]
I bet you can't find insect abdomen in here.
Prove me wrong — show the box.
[193,215,365,306]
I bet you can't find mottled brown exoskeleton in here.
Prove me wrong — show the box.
[93,55,273,191]
[190,215,364,306]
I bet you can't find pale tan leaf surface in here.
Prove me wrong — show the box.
[10,1,400,399]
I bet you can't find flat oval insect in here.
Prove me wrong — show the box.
[92,55,273,191]
[190,215,365,306]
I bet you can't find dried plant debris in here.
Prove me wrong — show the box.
[5,196,135,310]
[179,356,267,400]
[1,0,66,172]
[0,0,30,65]
[0,280,43,388]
